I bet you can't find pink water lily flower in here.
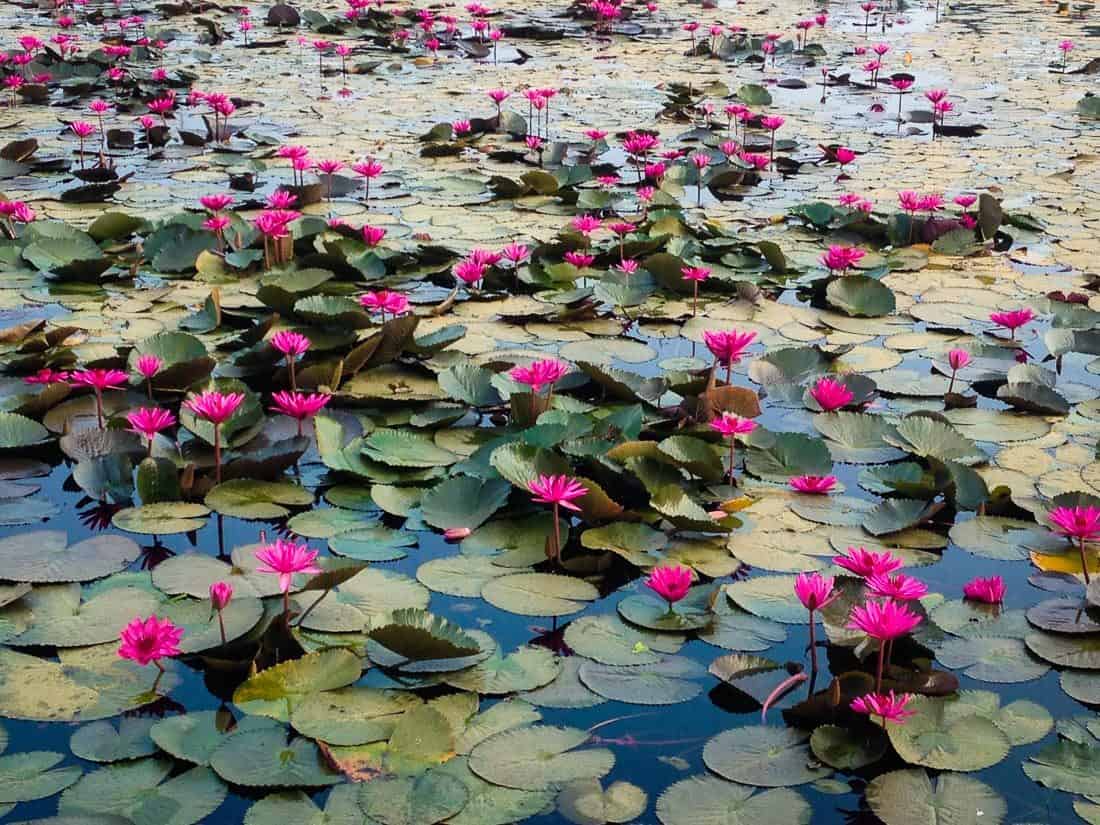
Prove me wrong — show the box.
[23,369,69,385]
[795,572,837,676]
[564,251,595,268]
[71,369,128,429]
[271,391,331,435]
[118,615,183,674]
[528,474,587,562]
[810,377,855,412]
[133,354,163,385]
[703,329,757,383]
[270,330,310,390]
[789,475,837,494]
[1050,505,1100,583]
[362,224,387,247]
[849,599,922,690]
[681,265,711,316]
[454,259,487,288]
[795,572,836,611]
[255,539,321,591]
[962,575,1006,604]
[200,193,234,212]
[255,538,322,619]
[851,691,914,724]
[183,390,245,483]
[866,572,928,602]
[820,244,866,274]
[210,581,233,610]
[210,581,233,644]
[510,358,570,395]
[989,308,1036,340]
[946,348,971,393]
[646,565,693,609]
[834,546,903,578]
[710,413,757,484]
[360,290,409,320]
[849,599,923,640]
[126,407,176,453]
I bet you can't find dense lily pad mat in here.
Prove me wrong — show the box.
[0,0,1095,821]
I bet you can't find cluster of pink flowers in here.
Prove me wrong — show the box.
[360,290,410,320]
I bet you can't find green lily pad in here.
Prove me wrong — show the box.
[656,775,810,825]
[468,725,614,791]
[725,575,808,624]
[563,614,684,665]
[367,608,484,672]
[290,688,421,746]
[149,714,281,767]
[6,584,161,648]
[745,433,833,482]
[0,412,51,449]
[884,417,985,466]
[160,594,264,653]
[943,691,1052,746]
[0,751,82,803]
[1023,740,1100,794]
[444,645,561,694]
[59,761,226,825]
[420,476,511,530]
[886,695,1010,771]
[209,728,341,787]
[826,276,896,318]
[112,503,210,535]
[357,770,468,825]
[578,656,705,705]
[1026,631,1100,670]
[558,779,647,825]
[434,756,555,825]
[330,525,415,562]
[703,726,831,787]
[617,592,712,632]
[243,786,362,825]
[520,657,606,710]
[481,573,599,617]
[416,555,515,597]
[70,718,157,763]
[362,429,459,468]
[810,725,889,770]
[936,636,1051,683]
[0,531,141,582]
[233,649,363,721]
[581,522,668,566]
[204,480,313,520]
[866,769,1006,825]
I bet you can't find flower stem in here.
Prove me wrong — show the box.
[808,608,818,675]
[213,424,222,484]
[94,389,104,429]
[1079,537,1091,584]
[876,638,886,692]
[217,609,226,645]
[551,503,562,562]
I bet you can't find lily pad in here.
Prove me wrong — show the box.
[702,726,831,787]
[866,769,1006,825]
[468,725,614,791]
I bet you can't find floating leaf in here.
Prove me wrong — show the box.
[702,726,830,787]
[656,775,810,825]
[578,656,705,705]
[59,760,226,825]
[0,751,82,803]
[469,726,613,791]
[866,769,1006,825]
[481,573,598,616]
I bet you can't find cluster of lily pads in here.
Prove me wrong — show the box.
[0,0,1098,821]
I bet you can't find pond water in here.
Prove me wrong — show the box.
[0,0,1097,822]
